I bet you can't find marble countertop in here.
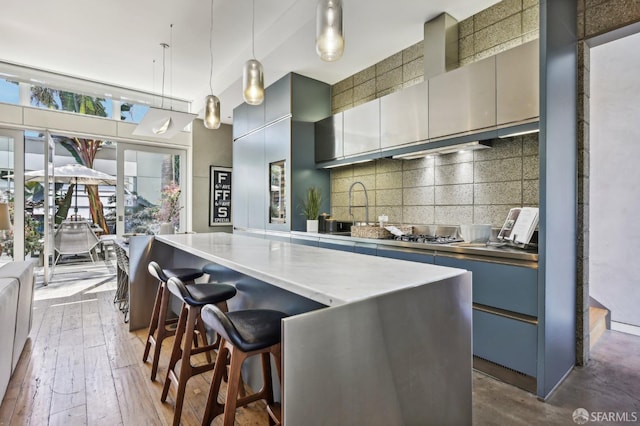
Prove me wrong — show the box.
[156,232,467,307]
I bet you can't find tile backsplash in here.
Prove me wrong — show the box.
[330,134,539,227]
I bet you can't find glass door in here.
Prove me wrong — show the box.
[0,129,23,265]
[1,128,56,284]
[22,130,55,283]
[116,143,186,235]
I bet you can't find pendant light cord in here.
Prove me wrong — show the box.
[170,23,173,110]
[209,0,214,95]
[160,44,167,109]
[252,0,256,59]
[159,24,173,110]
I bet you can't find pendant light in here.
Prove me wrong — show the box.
[204,0,220,129]
[316,0,344,62]
[242,0,264,105]
[134,25,197,138]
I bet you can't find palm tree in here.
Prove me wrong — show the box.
[31,87,108,116]
[55,136,109,233]
[31,87,111,232]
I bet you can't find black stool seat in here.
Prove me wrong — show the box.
[162,267,204,283]
[202,263,245,283]
[202,305,287,352]
[177,283,237,307]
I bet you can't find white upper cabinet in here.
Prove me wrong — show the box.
[428,56,496,139]
[496,40,540,127]
[343,98,380,157]
[380,81,429,150]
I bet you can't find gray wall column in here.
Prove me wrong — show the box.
[538,0,577,398]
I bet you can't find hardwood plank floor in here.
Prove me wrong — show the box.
[3,260,639,425]
[0,261,269,426]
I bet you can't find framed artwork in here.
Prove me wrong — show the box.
[209,166,232,226]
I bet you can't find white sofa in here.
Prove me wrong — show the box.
[0,261,35,403]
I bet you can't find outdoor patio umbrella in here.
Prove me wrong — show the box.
[20,163,116,214]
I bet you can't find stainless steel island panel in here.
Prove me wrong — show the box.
[136,233,472,423]
[283,272,472,425]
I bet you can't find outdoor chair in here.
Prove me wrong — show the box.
[113,243,130,322]
[53,221,100,267]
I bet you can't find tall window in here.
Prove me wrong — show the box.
[123,149,183,234]
[0,78,19,104]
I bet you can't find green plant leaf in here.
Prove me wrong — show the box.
[300,187,322,220]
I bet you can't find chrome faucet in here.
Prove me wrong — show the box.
[348,181,369,226]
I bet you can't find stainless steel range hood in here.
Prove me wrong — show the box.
[392,140,491,160]
[424,13,459,79]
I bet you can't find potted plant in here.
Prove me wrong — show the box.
[300,187,322,233]
[153,182,182,234]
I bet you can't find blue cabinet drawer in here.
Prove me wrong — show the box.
[354,243,377,256]
[318,240,355,252]
[290,237,319,247]
[435,256,537,317]
[473,309,537,377]
[377,248,434,264]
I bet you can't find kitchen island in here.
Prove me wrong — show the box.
[128,232,471,425]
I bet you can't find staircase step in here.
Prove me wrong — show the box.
[590,306,608,349]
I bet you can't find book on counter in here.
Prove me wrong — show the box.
[497,207,539,246]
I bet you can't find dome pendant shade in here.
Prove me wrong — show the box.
[242,59,264,105]
[204,95,221,129]
[316,0,344,62]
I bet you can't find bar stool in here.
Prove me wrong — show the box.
[143,261,205,381]
[162,277,237,426]
[202,262,245,284]
[199,303,287,426]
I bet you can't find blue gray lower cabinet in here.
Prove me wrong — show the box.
[473,309,537,377]
[377,247,435,264]
[318,239,355,252]
[291,235,540,388]
[435,256,537,317]
[290,237,319,247]
[354,243,377,256]
[435,255,538,381]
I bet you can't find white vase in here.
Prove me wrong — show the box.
[306,219,319,233]
[159,222,175,235]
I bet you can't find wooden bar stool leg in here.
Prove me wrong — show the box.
[162,303,187,403]
[170,306,199,426]
[267,343,282,426]
[222,349,250,426]
[261,352,274,407]
[142,281,164,362]
[202,341,230,426]
[196,317,213,363]
[150,281,175,381]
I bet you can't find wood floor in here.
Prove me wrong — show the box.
[0,261,268,426]
[3,260,640,425]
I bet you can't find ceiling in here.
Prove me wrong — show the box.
[0,0,498,125]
